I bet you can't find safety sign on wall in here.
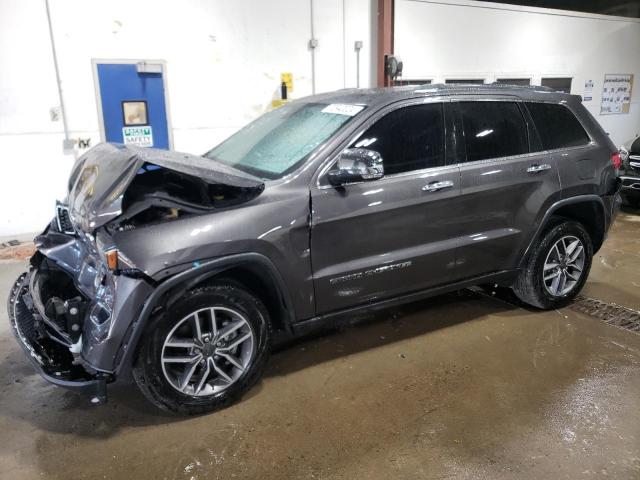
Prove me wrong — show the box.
[122,126,154,147]
[583,79,595,102]
[600,74,634,115]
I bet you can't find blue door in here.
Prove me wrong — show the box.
[96,62,171,149]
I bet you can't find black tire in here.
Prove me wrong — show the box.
[512,220,593,309]
[133,282,271,415]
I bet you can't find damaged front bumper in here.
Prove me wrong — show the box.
[8,271,109,403]
[7,225,154,404]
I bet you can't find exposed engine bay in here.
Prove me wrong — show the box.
[65,143,264,233]
[35,255,87,344]
[114,163,262,231]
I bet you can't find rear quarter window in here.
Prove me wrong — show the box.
[525,102,590,150]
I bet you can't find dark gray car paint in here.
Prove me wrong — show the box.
[310,97,461,313]
[451,95,563,278]
[14,83,620,383]
[113,252,296,376]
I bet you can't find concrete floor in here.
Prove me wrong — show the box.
[1,211,639,479]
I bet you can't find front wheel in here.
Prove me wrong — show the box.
[512,220,593,309]
[133,283,271,415]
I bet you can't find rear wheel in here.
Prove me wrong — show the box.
[133,283,271,415]
[513,220,592,309]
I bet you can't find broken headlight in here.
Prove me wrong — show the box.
[88,267,115,342]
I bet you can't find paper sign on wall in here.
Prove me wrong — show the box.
[122,126,154,147]
[600,74,634,115]
[583,79,595,102]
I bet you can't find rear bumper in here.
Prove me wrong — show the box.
[602,187,622,224]
[7,271,109,403]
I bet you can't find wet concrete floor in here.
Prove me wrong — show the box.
[0,210,639,479]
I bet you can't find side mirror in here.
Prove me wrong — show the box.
[327,148,384,187]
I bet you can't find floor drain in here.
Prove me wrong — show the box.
[570,296,640,334]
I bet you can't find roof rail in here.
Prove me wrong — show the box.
[412,83,559,93]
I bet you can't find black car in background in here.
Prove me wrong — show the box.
[620,136,640,207]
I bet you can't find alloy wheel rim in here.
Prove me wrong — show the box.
[542,235,585,297]
[161,306,255,396]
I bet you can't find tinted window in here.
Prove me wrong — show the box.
[349,103,445,175]
[526,102,590,150]
[458,102,528,162]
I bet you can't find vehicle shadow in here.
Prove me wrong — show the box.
[0,289,521,439]
[263,288,522,378]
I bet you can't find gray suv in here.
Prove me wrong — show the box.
[8,84,621,414]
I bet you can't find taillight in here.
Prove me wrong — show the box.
[611,152,622,170]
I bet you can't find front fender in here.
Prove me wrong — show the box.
[113,252,295,376]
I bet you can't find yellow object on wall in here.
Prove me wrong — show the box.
[270,99,289,109]
[281,72,293,93]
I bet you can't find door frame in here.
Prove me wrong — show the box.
[308,97,460,314]
[91,58,174,149]
[312,96,451,189]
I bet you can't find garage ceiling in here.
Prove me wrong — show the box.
[475,0,640,18]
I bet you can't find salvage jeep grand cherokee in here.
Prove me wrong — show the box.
[8,84,621,414]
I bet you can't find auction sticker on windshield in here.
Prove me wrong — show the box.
[122,126,154,147]
[321,104,365,116]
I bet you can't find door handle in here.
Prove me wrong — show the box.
[526,163,552,173]
[422,180,454,192]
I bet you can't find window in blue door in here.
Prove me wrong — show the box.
[95,62,171,149]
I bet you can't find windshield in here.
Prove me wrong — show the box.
[204,102,365,179]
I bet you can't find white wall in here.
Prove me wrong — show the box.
[395,0,640,146]
[3,0,639,236]
[0,0,374,236]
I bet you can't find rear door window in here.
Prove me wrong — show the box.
[525,102,590,150]
[458,101,529,162]
[349,103,445,175]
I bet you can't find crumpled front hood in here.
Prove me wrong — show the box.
[66,143,264,232]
